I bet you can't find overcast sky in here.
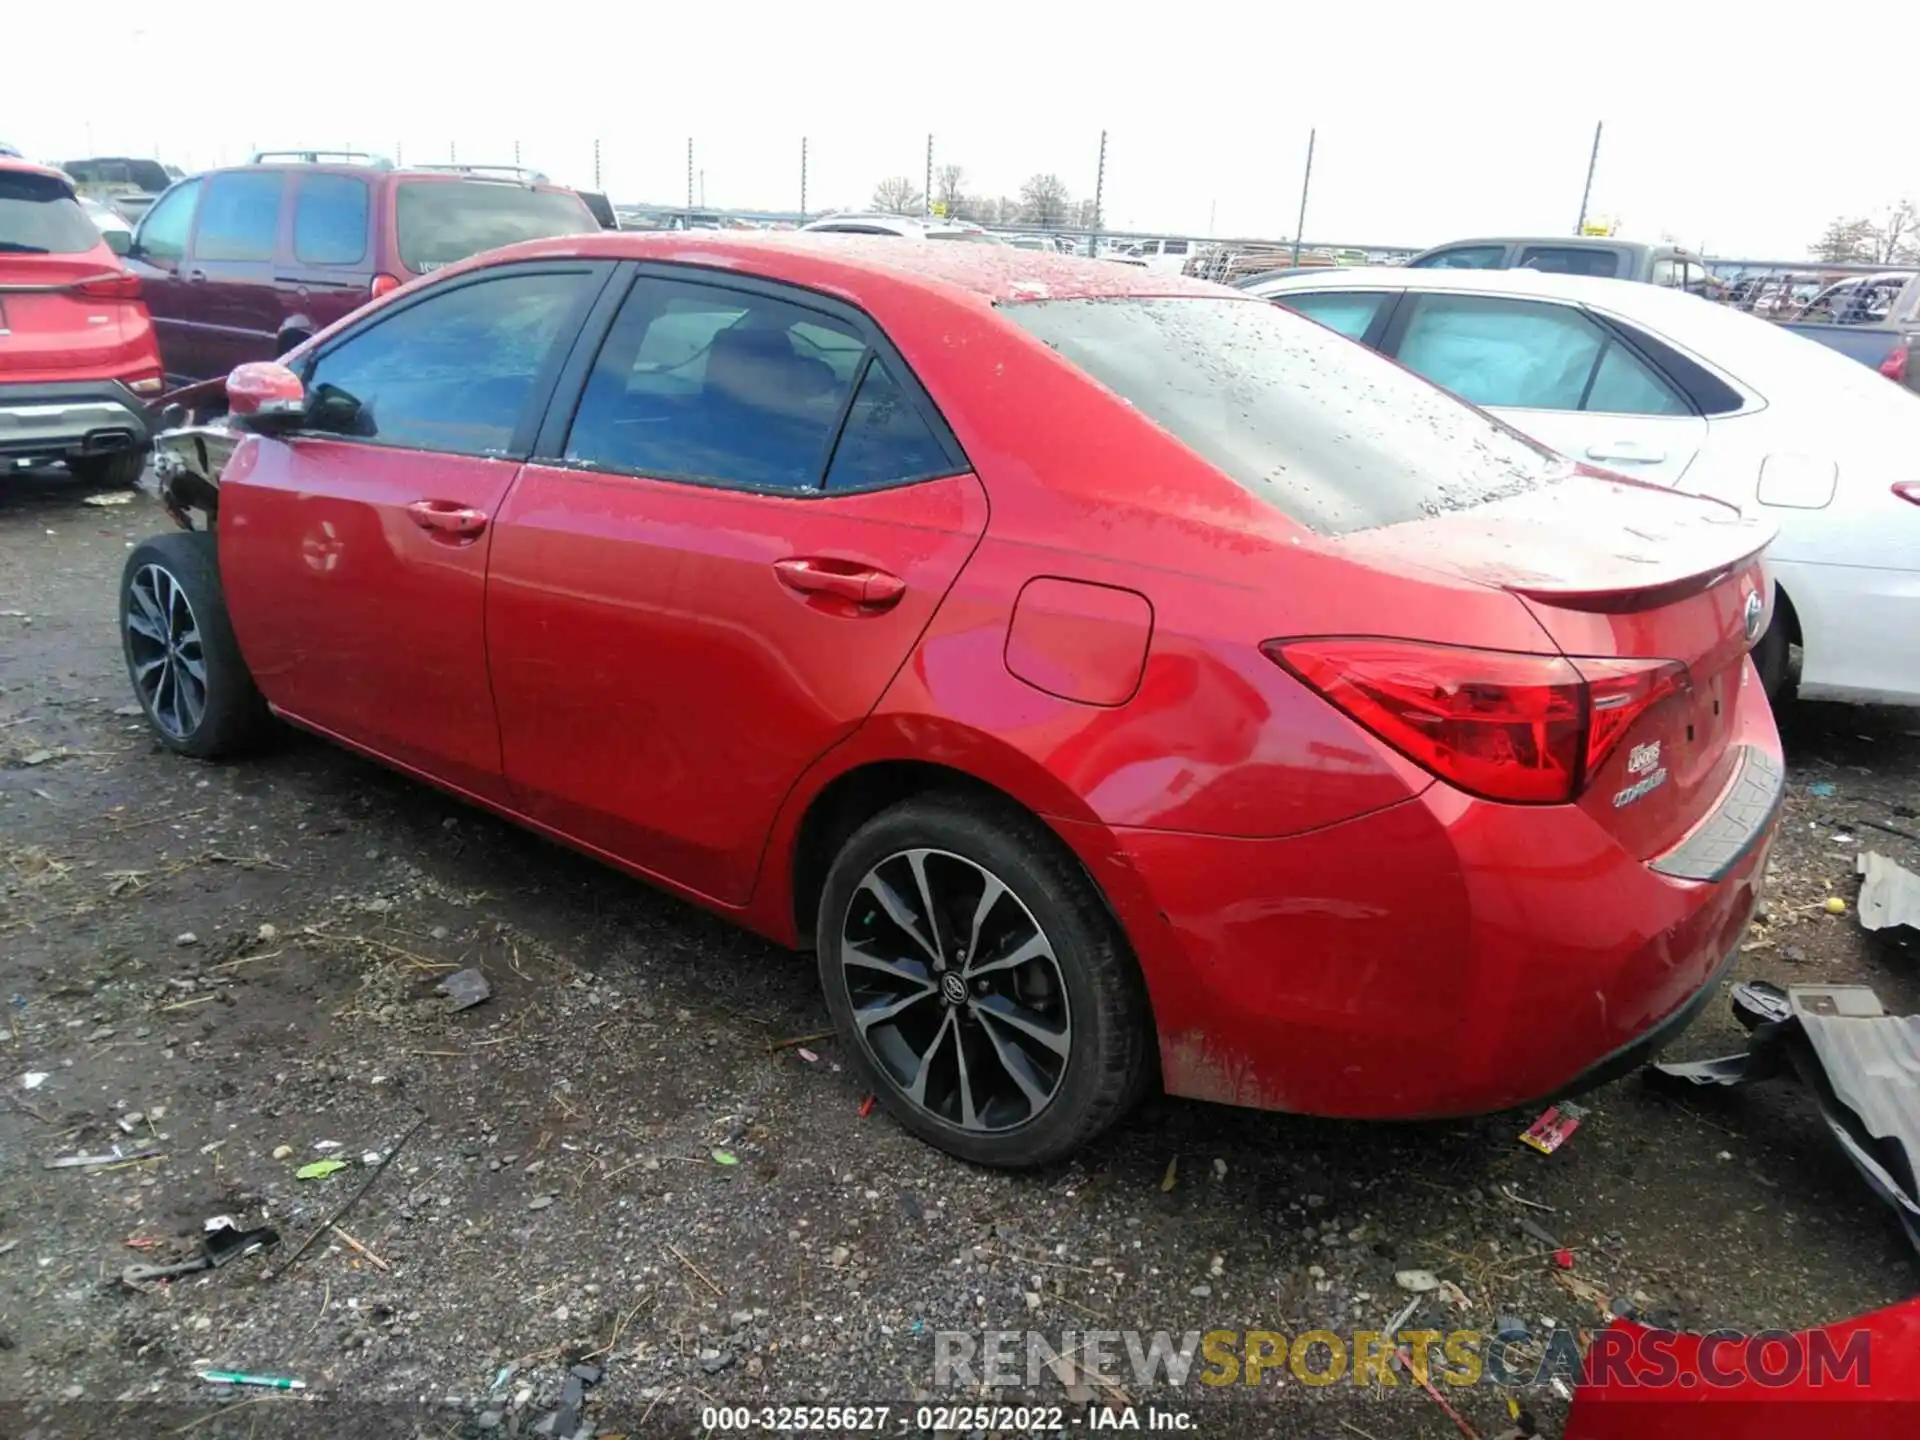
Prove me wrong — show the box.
[10,2,1913,257]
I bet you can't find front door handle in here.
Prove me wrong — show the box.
[184,268,208,283]
[406,499,489,537]
[774,556,905,608]
[1585,442,1667,464]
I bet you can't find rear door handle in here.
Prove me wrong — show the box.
[1585,442,1667,464]
[406,499,489,537]
[774,556,905,608]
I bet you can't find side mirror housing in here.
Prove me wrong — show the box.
[102,230,132,257]
[226,362,307,435]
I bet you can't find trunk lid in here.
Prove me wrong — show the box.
[0,253,145,377]
[1338,470,1776,860]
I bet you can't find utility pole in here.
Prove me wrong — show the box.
[924,133,933,217]
[593,138,602,190]
[800,136,808,218]
[1574,121,1603,235]
[513,139,521,167]
[686,137,694,217]
[450,139,457,164]
[1091,129,1107,258]
[1290,128,1316,265]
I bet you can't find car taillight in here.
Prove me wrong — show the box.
[127,374,165,395]
[1895,482,1920,507]
[1881,345,1910,382]
[1263,639,1685,805]
[369,273,402,299]
[71,270,141,300]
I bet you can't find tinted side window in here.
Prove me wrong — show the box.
[825,359,953,490]
[566,277,863,491]
[135,179,199,262]
[1408,245,1506,270]
[303,268,592,455]
[1397,295,1687,415]
[1518,247,1620,277]
[293,174,369,265]
[1273,291,1389,340]
[193,172,283,262]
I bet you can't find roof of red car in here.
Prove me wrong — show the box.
[0,156,76,188]
[500,230,1236,306]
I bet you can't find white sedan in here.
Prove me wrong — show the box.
[1246,266,1920,707]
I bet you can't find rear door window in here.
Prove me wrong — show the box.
[192,171,284,262]
[564,275,864,491]
[1517,246,1621,277]
[0,170,101,254]
[301,267,595,455]
[1004,296,1562,535]
[1394,294,1689,415]
[1270,290,1392,340]
[823,358,955,491]
[293,174,369,265]
[394,182,596,273]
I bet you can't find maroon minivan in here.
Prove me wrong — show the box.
[125,152,599,385]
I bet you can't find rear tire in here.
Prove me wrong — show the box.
[119,531,268,759]
[816,794,1153,1168]
[1754,612,1794,707]
[68,450,147,489]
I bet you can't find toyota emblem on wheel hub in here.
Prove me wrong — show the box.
[940,971,968,1005]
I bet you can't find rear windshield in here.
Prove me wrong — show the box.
[1005,297,1562,535]
[394,181,597,273]
[0,172,101,255]
[64,159,172,192]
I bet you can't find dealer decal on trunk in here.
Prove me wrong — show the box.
[1613,740,1667,808]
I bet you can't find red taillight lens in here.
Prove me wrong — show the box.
[369,272,402,299]
[1881,345,1909,382]
[72,270,141,300]
[1894,482,1920,507]
[1263,639,1685,805]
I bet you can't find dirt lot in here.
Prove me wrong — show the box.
[2,469,1917,1439]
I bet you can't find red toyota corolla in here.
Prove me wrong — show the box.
[123,234,1783,1167]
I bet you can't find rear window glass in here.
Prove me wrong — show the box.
[0,172,100,255]
[1004,297,1562,536]
[1518,246,1622,278]
[395,182,597,273]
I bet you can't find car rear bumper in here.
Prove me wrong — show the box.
[1086,664,1784,1119]
[0,380,154,463]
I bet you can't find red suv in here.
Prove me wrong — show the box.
[125,152,599,385]
[1,157,163,486]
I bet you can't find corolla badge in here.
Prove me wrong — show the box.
[1743,586,1765,643]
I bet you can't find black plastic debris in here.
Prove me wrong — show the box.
[1647,982,1920,1253]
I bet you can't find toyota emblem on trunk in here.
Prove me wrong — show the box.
[1743,587,1765,642]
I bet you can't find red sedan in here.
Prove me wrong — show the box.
[123,233,1783,1167]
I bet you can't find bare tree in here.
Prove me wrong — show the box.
[1814,201,1920,264]
[1019,173,1072,228]
[933,164,966,218]
[871,176,924,215]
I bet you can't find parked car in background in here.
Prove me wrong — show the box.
[60,156,181,220]
[1774,271,1920,387]
[1248,266,1920,707]
[1113,236,1194,273]
[80,196,135,255]
[1,158,162,485]
[124,150,600,385]
[1407,236,1716,291]
[800,214,999,242]
[127,234,1779,1166]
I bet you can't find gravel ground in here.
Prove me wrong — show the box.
[2,469,1917,1439]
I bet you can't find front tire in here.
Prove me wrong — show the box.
[119,531,268,758]
[816,794,1153,1168]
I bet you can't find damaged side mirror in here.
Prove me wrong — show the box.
[225,362,308,436]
